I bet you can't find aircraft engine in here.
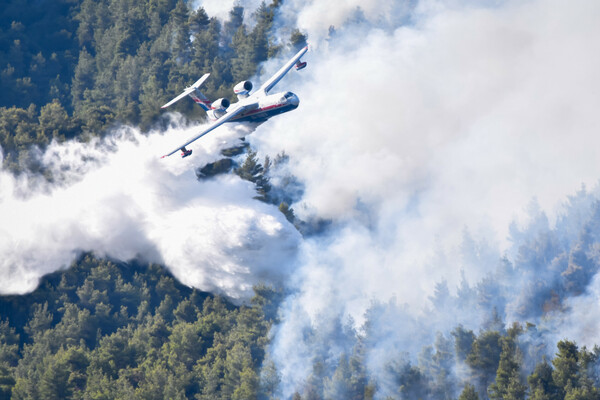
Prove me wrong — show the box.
[211,98,230,110]
[234,81,253,97]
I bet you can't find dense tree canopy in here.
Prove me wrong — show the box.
[0,255,282,399]
[0,0,303,173]
[4,1,600,399]
[3,255,600,400]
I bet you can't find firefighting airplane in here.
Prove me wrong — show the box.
[160,46,308,158]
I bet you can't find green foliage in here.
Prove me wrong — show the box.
[421,333,456,399]
[290,29,308,51]
[5,256,600,400]
[452,325,476,362]
[466,330,502,391]
[393,360,429,399]
[233,147,309,232]
[488,323,526,400]
[459,384,480,400]
[553,340,579,396]
[0,321,20,367]
[1,0,304,173]
[279,202,296,224]
[0,254,277,399]
[0,363,16,399]
[528,358,560,400]
[197,158,234,178]
[235,149,272,201]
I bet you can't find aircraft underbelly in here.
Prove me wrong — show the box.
[233,103,297,123]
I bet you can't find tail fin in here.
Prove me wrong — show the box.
[161,73,212,110]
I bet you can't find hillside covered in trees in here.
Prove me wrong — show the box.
[3,206,600,399]
[0,1,304,398]
[3,0,600,399]
[272,186,600,400]
[0,255,282,399]
[0,0,306,172]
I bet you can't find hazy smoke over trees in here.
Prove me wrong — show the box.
[248,0,600,397]
[0,123,300,298]
[2,0,600,398]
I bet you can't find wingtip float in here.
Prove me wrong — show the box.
[159,46,308,159]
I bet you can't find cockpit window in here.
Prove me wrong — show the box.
[284,92,294,99]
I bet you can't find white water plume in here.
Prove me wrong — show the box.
[2,0,600,397]
[0,119,300,299]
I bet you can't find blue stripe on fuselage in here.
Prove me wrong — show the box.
[232,103,298,123]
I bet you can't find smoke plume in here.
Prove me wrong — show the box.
[247,0,600,396]
[2,0,600,398]
[0,119,299,299]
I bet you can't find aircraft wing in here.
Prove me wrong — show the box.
[258,46,308,95]
[161,104,250,158]
[161,73,210,109]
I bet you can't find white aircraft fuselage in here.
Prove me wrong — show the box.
[160,46,308,158]
[214,92,299,123]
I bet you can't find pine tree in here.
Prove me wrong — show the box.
[552,340,579,397]
[279,202,295,223]
[169,0,192,65]
[235,149,271,201]
[223,5,245,46]
[459,384,479,400]
[290,29,308,51]
[0,363,16,398]
[528,358,560,400]
[488,324,526,400]
[452,325,476,362]
[38,359,71,400]
[0,320,20,367]
[189,7,210,35]
[567,346,600,400]
[251,2,273,63]
[323,354,352,399]
[466,330,502,394]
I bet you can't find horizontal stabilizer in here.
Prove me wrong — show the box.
[161,73,211,109]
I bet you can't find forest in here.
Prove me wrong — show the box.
[0,254,282,399]
[271,185,600,400]
[0,0,306,173]
[3,0,600,399]
[3,200,600,399]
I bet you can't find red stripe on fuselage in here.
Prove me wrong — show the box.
[232,102,285,120]
[206,102,289,123]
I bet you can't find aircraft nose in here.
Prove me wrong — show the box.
[288,93,299,107]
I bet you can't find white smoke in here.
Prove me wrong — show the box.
[249,0,600,396]
[2,0,600,397]
[273,0,414,44]
[0,120,300,299]
[192,0,266,23]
